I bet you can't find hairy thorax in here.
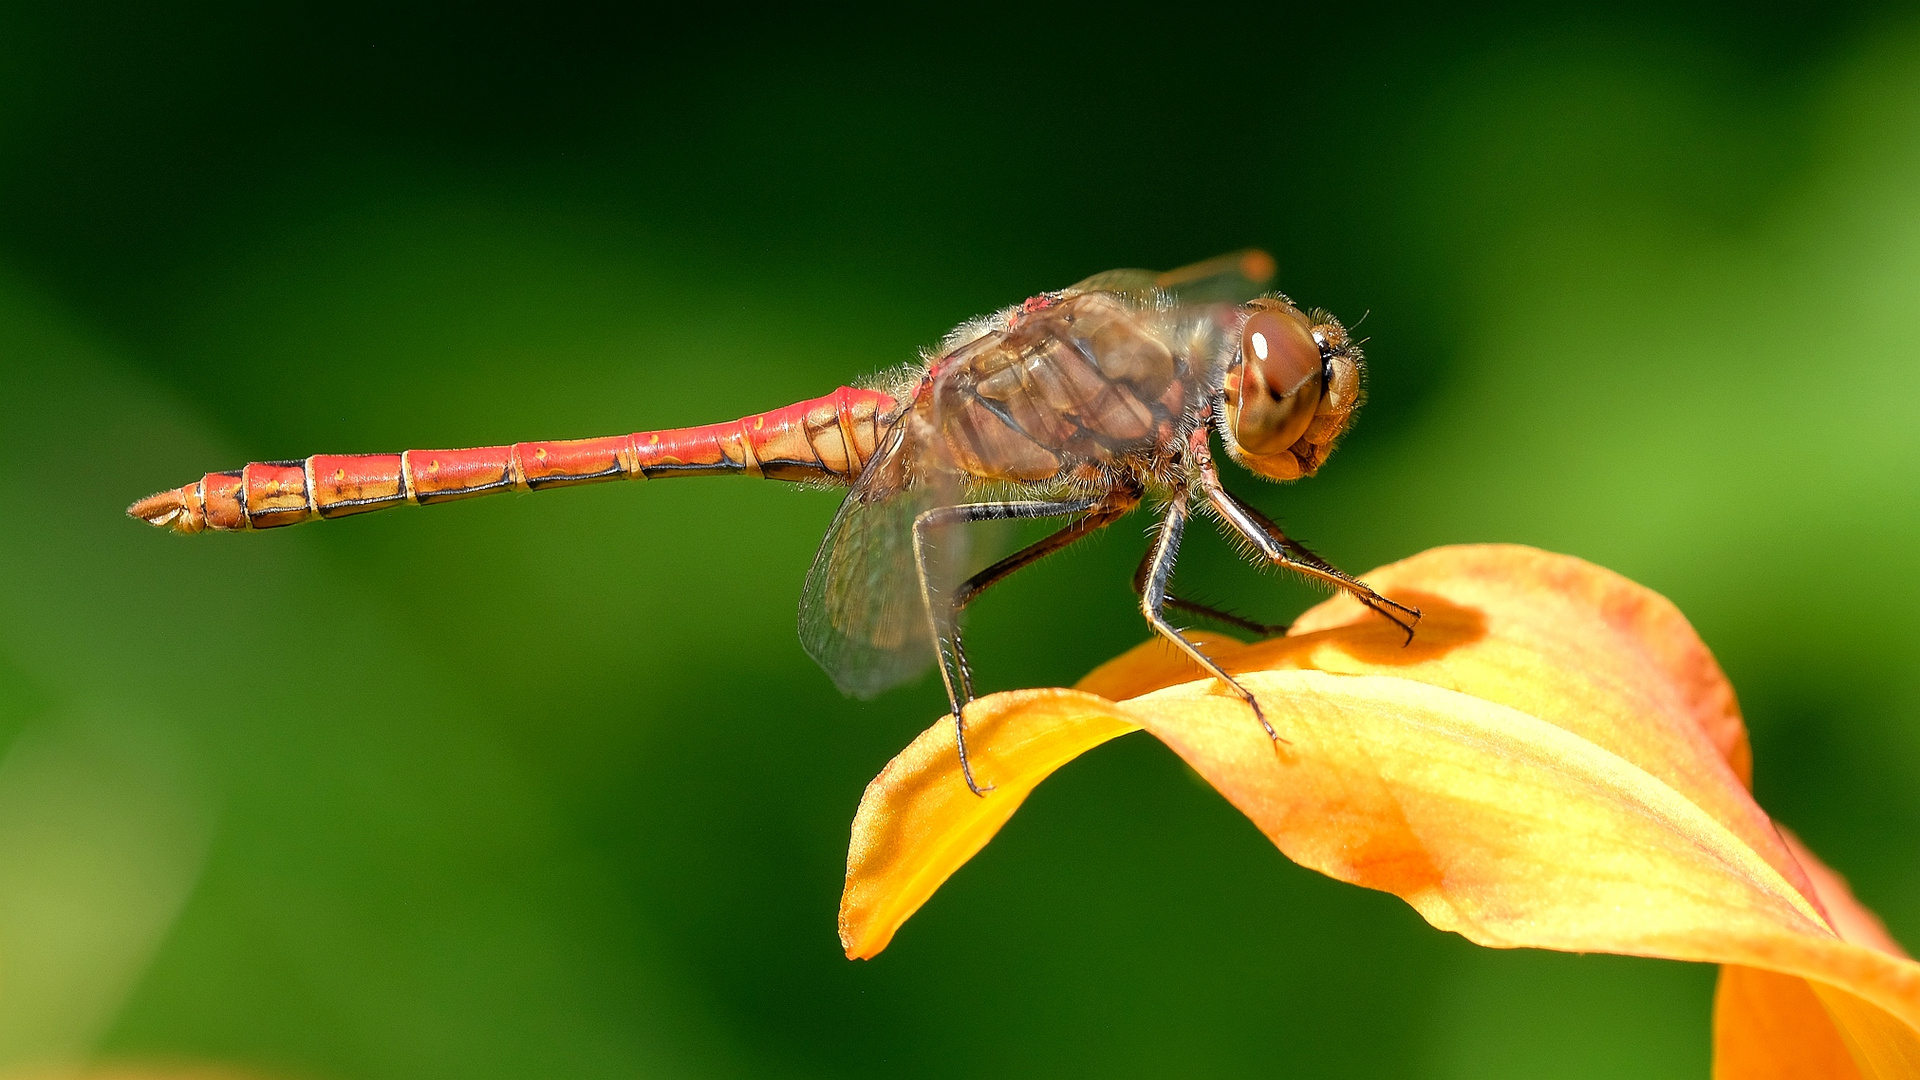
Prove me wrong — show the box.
[917,291,1220,487]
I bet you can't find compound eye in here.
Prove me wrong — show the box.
[1243,309,1321,400]
[1233,307,1323,455]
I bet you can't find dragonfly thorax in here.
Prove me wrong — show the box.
[923,291,1217,486]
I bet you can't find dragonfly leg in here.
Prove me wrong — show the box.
[913,495,1105,796]
[945,497,1135,711]
[1128,547,1286,636]
[951,498,1137,613]
[1197,473,1421,643]
[1138,492,1277,742]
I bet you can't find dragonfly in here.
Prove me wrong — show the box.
[129,251,1418,793]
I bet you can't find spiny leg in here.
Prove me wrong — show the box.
[952,501,1135,613]
[1137,491,1277,741]
[947,498,1136,701]
[913,495,1104,796]
[1128,546,1286,637]
[1198,475,1421,641]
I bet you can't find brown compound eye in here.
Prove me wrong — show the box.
[1228,306,1324,458]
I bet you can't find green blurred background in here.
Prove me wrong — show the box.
[0,2,1916,1076]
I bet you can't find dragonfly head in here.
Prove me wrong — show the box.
[1218,298,1364,482]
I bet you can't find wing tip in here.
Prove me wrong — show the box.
[1239,249,1276,286]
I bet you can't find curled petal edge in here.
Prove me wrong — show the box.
[842,677,1920,1074]
[839,546,1920,1076]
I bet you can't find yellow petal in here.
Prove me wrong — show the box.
[1074,629,1250,701]
[841,629,1259,959]
[839,689,1137,960]
[840,544,1920,1073]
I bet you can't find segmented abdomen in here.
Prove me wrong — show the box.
[129,386,898,533]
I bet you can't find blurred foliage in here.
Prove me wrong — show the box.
[0,2,1916,1077]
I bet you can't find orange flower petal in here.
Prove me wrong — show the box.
[1126,674,1920,1072]
[1711,834,1915,1079]
[1713,965,1865,1080]
[841,631,1258,959]
[1238,546,1795,894]
[840,544,1920,1073]
[839,689,1137,959]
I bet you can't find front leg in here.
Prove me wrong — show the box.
[912,496,1102,796]
[1195,468,1421,642]
[1137,489,1278,741]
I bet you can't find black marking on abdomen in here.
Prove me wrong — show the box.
[524,464,624,489]
[316,493,411,518]
[414,477,517,504]
[639,460,746,478]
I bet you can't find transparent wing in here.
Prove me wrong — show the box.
[798,418,967,699]
[1070,248,1276,304]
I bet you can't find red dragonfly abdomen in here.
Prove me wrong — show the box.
[130,386,898,534]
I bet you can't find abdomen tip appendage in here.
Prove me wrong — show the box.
[127,487,203,534]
